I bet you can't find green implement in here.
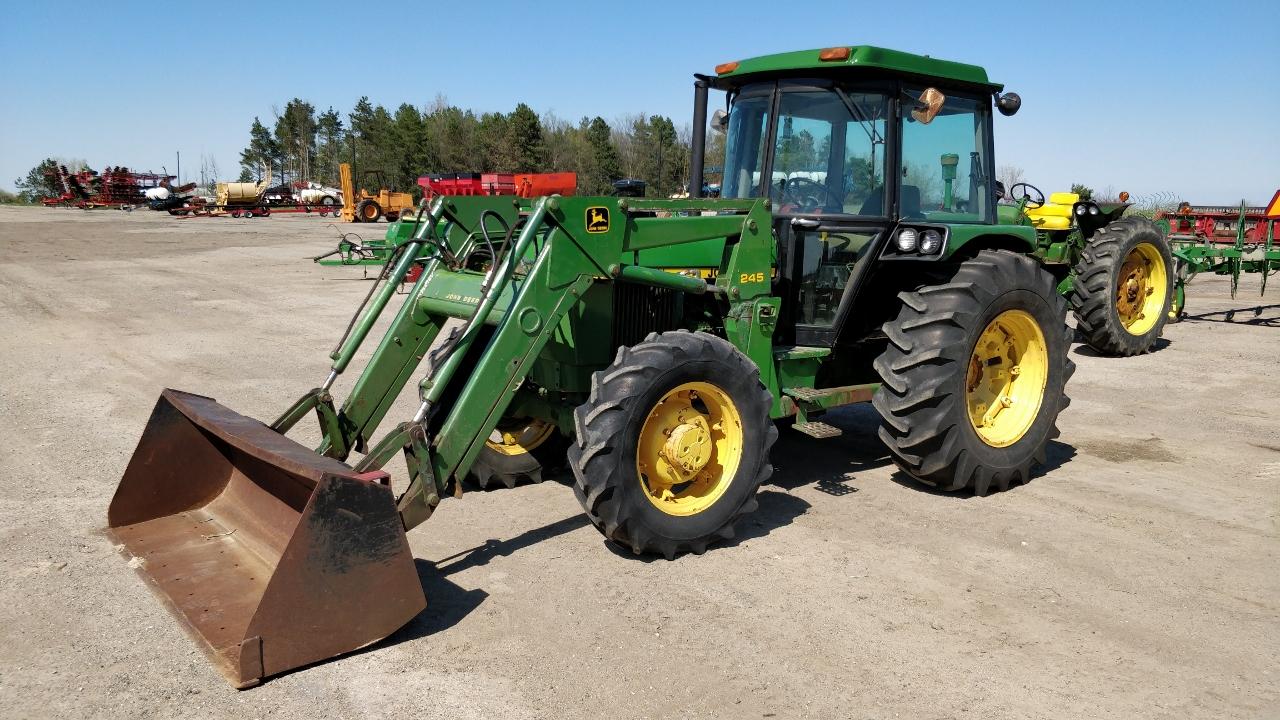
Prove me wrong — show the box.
[1163,202,1280,318]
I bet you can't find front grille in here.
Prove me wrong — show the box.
[611,284,680,350]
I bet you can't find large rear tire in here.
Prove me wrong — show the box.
[873,249,1073,495]
[1068,217,1173,355]
[355,199,383,223]
[569,330,776,559]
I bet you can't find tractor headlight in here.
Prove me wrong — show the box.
[896,228,919,252]
[920,229,944,254]
[1075,204,1088,216]
[1088,205,1100,216]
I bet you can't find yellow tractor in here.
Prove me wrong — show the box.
[339,162,415,223]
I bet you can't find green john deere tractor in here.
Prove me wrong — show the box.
[1004,186,1174,355]
[109,45,1076,687]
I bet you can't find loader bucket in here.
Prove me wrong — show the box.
[107,389,426,688]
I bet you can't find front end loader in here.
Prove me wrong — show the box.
[110,45,1075,687]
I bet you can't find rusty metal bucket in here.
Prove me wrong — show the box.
[108,389,426,688]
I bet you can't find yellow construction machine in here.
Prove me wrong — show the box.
[339,162,415,223]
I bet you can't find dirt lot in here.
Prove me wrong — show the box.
[0,205,1276,719]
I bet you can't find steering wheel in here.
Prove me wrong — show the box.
[779,176,839,212]
[1009,182,1045,209]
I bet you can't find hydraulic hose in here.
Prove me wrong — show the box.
[423,211,521,375]
[412,197,553,422]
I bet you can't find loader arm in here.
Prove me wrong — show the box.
[332,196,773,530]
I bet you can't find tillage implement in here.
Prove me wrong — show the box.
[109,45,1077,687]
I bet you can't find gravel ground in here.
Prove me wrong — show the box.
[0,205,1276,719]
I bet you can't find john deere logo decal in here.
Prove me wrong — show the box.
[586,207,610,234]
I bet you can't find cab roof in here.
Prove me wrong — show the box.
[709,45,1002,92]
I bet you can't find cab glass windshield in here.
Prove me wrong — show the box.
[899,88,993,223]
[722,82,889,216]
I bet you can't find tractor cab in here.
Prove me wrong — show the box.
[692,46,1021,348]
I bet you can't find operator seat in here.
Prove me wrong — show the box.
[1023,192,1080,230]
[858,184,923,219]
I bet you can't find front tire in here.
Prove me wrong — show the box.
[1068,217,1173,355]
[873,250,1073,495]
[467,418,567,490]
[569,331,776,559]
[356,199,383,223]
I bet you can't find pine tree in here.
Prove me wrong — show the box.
[348,97,376,179]
[392,103,431,194]
[584,117,621,194]
[239,118,278,182]
[427,104,480,173]
[509,103,545,173]
[316,108,345,187]
[476,112,514,172]
[274,99,317,185]
[15,158,61,203]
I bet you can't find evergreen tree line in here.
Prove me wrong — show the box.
[238,96,695,198]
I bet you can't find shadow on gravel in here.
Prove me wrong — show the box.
[359,514,593,658]
[886,439,1077,499]
[433,514,592,576]
[769,403,892,494]
[277,559,492,680]
[1072,337,1172,357]
[601,489,814,563]
[727,490,812,546]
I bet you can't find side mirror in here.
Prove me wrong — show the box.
[910,88,945,125]
[996,92,1021,117]
[711,108,729,134]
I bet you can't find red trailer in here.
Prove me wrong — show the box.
[418,171,577,198]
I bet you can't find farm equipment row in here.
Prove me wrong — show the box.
[162,172,346,218]
[166,201,345,218]
[1158,194,1280,316]
[315,171,579,268]
[42,164,178,210]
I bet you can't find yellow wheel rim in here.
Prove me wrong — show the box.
[636,382,743,516]
[966,310,1049,448]
[485,418,555,457]
[1116,242,1167,335]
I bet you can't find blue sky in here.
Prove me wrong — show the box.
[2,0,1276,204]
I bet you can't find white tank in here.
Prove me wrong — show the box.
[145,187,172,200]
[298,184,342,204]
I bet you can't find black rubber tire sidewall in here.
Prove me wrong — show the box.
[1071,219,1174,355]
[1105,227,1172,349]
[356,199,382,223]
[613,358,771,542]
[961,285,1069,472]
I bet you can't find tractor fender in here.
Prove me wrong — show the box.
[941,225,1038,261]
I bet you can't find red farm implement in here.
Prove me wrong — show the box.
[42,165,173,210]
[1156,190,1280,317]
[1161,202,1280,244]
